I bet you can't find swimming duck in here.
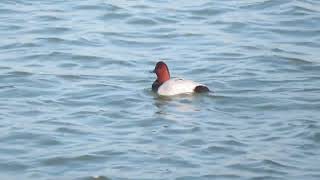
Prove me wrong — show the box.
[152,61,210,96]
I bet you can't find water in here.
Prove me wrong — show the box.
[0,0,320,179]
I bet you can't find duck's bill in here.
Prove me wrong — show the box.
[149,69,155,73]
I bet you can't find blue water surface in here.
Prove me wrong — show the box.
[0,0,320,179]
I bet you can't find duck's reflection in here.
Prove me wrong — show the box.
[153,93,201,119]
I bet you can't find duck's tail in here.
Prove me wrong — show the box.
[194,85,210,93]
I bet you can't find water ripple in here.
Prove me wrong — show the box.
[0,0,319,179]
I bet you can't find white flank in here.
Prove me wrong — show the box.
[157,78,202,96]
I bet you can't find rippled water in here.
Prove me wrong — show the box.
[1,0,320,179]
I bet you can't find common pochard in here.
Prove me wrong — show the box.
[152,61,210,96]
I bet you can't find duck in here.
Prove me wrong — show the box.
[151,61,210,96]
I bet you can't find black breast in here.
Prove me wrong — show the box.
[152,80,161,92]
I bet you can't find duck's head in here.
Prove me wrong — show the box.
[152,61,170,83]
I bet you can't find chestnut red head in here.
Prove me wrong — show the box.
[153,61,170,83]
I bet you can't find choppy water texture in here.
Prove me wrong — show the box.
[1,0,320,179]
